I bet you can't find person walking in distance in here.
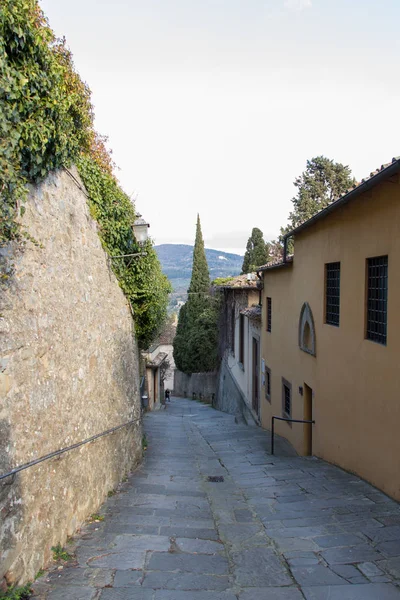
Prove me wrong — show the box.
[165,389,171,403]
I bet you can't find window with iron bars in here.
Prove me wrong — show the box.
[282,378,291,418]
[325,262,340,326]
[366,256,388,345]
[267,297,272,332]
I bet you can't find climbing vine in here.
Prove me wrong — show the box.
[0,0,170,347]
[77,156,171,348]
[0,0,93,242]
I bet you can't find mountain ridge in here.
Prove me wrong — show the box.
[155,244,243,309]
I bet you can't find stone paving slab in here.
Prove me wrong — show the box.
[33,397,400,600]
[302,583,400,599]
[239,589,305,600]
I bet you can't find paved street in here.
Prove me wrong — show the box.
[34,397,400,599]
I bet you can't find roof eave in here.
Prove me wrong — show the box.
[258,258,293,273]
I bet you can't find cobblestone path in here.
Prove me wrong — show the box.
[34,397,400,599]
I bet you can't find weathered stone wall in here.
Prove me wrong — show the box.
[174,371,217,401]
[215,358,258,425]
[0,167,142,584]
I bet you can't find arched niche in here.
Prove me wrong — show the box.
[299,302,316,356]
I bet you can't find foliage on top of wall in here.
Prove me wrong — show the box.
[77,156,171,348]
[0,0,93,243]
[0,0,170,347]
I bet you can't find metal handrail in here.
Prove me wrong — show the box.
[271,416,315,455]
[0,417,141,482]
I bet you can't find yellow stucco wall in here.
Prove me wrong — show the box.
[261,176,400,500]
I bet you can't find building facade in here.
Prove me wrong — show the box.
[260,158,400,501]
[215,275,262,423]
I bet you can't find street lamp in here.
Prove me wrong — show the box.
[132,214,150,246]
[110,213,150,261]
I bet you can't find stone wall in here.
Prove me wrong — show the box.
[0,167,142,585]
[174,371,217,402]
[215,358,258,426]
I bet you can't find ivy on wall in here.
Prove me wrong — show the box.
[77,156,171,348]
[0,0,170,347]
[0,0,92,242]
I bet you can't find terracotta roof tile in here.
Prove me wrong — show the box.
[258,255,294,272]
[146,352,168,368]
[240,305,262,320]
[213,273,258,289]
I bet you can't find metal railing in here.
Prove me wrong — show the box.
[271,416,315,455]
[0,418,140,482]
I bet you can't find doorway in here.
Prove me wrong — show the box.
[252,337,260,416]
[303,383,313,455]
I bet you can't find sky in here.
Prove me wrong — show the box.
[40,0,400,255]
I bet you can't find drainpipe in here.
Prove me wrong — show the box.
[256,270,263,306]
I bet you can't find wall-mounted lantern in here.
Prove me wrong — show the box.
[132,214,150,247]
[110,213,150,261]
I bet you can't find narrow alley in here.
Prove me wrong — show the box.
[34,398,400,600]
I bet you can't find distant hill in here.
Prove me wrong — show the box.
[155,244,243,310]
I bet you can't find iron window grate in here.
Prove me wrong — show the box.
[325,262,341,326]
[267,297,272,332]
[366,256,388,345]
[283,384,291,416]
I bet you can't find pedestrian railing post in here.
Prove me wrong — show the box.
[269,416,315,456]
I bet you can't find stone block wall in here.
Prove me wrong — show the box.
[174,371,217,402]
[0,167,142,584]
[215,358,258,425]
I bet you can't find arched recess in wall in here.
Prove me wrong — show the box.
[299,302,316,356]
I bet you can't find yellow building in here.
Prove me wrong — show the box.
[260,157,400,501]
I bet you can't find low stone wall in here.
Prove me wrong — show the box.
[174,371,217,402]
[0,167,142,585]
[215,358,258,425]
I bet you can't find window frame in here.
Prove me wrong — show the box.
[365,255,388,346]
[230,307,235,355]
[239,313,245,367]
[266,297,272,332]
[325,262,341,327]
[282,377,292,424]
[265,366,271,402]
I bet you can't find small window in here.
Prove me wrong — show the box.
[265,366,271,402]
[230,307,235,354]
[299,302,316,356]
[366,256,388,345]
[325,262,340,326]
[282,378,291,418]
[239,313,245,365]
[266,297,272,332]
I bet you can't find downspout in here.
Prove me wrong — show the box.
[256,270,263,306]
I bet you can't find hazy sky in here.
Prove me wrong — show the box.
[40,0,400,255]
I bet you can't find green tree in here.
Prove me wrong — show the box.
[287,156,356,229]
[271,156,356,256]
[173,216,219,374]
[241,228,270,273]
[188,214,210,294]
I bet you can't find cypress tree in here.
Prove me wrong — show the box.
[173,215,219,374]
[188,214,210,294]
